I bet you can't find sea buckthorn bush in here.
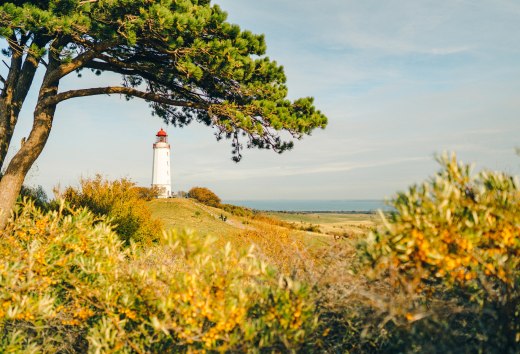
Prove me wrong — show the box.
[360,154,520,352]
[61,175,162,244]
[188,187,222,208]
[0,201,318,352]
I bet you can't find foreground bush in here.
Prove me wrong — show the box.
[188,187,221,207]
[0,201,318,352]
[359,154,520,352]
[61,175,162,244]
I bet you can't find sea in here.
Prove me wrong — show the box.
[223,200,392,213]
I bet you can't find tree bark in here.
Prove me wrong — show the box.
[0,50,58,229]
[0,36,44,170]
[0,103,56,228]
[0,49,23,169]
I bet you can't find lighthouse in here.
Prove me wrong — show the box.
[152,128,172,198]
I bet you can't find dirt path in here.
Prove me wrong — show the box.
[196,203,249,230]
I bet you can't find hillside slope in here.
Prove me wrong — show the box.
[148,198,343,270]
[148,198,240,240]
[149,198,379,245]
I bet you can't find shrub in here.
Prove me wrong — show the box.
[133,186,161,201]
[188,187,221,207]
[61,175,162,245]
[220,203,254,217]
[302,223,321,233]
[0,201,124,352]
[0,201,319,352]
[19,185,48,210]
[359,154,520,352]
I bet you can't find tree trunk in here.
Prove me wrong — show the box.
[0,102,57,229]
[0,38,59,229]
[0,46,41,170]
[0,50,23,170]
[0,98,15,169]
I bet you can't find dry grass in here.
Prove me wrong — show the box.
[147,198,358,274]
[149,198,339,244]
[269,212,380,239]
[148,198,240,241]
[148,198,375,309]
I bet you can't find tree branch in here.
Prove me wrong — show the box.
[12,35,49,105]
[44,86,209,110]
[1,44,23,100]
[86,55,208,102]
[44,40,120,85]
[84,59,136,76]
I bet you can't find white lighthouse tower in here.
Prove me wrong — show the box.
[152,128,172,198]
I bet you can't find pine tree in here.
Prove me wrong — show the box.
[0,0,327,227]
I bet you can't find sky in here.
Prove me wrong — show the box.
[3,0,520,200]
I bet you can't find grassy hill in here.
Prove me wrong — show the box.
[148,198,240,240]
[148,198,378,272]
[149,198,379,242]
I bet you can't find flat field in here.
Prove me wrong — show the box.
[268,212,380,238]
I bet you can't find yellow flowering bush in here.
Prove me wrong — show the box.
[61,175,162,245]
[360,154,520,351]
[0,201,317,352]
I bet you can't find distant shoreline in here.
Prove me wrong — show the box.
[262,210,378,214]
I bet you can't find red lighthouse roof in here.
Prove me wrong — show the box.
[156,128,167,137]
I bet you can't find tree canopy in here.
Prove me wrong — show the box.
[0,0,327,227]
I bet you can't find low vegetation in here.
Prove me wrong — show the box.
[133,186,161,201]
[60,175,162,245]
[358,154,520,352]
[220,203,254,218]
[19,184,49,211]
[0,201,318,352]
[0,154,518,352]
[187,187,222,208]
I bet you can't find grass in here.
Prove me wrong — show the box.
[148,198,376,272]
[148,198,239,241]
[269,212,380,239]
[148,198,379,245]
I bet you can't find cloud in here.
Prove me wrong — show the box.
[428,46,472,56]
[180,156,430,182]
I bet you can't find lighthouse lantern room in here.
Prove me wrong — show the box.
[152,128,172,198]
